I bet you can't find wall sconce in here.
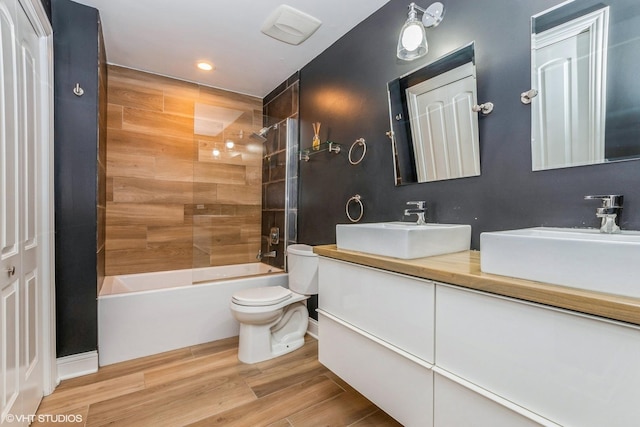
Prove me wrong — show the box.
[397,2,445,61]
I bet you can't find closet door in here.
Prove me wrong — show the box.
[1,0,45,423]
[16,0,44,417]
[1,0,23,421]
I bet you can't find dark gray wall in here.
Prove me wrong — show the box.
[53,0,104,357]
[298,0,640,249]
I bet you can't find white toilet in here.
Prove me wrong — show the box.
[230,244,318,364]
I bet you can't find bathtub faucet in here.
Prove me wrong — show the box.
[256,250,277,260]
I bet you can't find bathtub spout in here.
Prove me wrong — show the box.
[257,250,277,260]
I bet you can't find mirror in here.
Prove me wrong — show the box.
[531,0,640,170]
[388,43,481,185]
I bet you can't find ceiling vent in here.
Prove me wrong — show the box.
[261,5,322,45]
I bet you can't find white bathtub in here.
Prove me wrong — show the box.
[98,263,287,366]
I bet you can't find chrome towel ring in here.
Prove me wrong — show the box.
[348,138,367,165]
[346,194,364,223]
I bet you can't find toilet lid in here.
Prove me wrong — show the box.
[232,286,292,306]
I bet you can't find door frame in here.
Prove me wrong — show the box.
[18,0,56,395]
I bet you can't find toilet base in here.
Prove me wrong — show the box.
[237,302,309,364]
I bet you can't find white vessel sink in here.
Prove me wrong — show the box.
[481,227,640,298]
[336,222,471,259]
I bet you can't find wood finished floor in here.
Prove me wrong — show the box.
[35,335,402,427]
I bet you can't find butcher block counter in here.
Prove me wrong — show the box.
[313,245,640,326]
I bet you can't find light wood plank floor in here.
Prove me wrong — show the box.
[35,335,402,427]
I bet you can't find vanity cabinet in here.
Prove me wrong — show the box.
[317,256,640,427]
[319,312,434,426]
[436,284,640,427]
[433,372,542,427]
[317,258,435,426]
[318,258,434,362]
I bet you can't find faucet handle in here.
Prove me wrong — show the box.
[584,195,624,208]
[406,200,426,209]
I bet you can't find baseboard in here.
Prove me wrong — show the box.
[307,318,318,339]
[57,351,98,381]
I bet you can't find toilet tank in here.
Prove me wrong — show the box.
[286,244,319,295]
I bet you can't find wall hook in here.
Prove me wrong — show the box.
[73,83,84,97]
[472,102,494,115]
[521,89,538,104]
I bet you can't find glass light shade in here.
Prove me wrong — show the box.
[397,17,428,60]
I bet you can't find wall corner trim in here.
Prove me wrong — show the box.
[56,351,99,381]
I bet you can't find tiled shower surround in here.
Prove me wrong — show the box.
[105,65,264,275]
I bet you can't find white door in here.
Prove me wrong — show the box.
[407,63,480,182]
[532,32,595,169]
[1,0,47,424]
[531,8,608,170]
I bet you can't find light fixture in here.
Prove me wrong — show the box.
[197,61,214,71]
[225,140,235,149]
[397,2,445,61]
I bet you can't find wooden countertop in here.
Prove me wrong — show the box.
[313,245,640,327]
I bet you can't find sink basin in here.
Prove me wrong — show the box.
[336,222,471,259]
[481,227,640,298]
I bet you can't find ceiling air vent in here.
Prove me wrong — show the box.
[261,5,322,45]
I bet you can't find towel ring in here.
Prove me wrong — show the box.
[348,138,367,165]
[346,194,364,223]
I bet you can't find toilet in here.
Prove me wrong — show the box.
[230,244,318,364]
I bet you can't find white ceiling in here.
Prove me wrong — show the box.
[72,0,391,98]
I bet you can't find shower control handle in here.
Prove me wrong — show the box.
[269,227,280,245]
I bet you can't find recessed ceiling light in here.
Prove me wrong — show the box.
[197,62,214,71]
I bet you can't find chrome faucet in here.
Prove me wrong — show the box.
[584,195,623,234]
[256,250,277,260]
[404,201,427,225]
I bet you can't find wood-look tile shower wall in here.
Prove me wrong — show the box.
[105,66,263,275]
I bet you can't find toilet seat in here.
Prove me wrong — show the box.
[232,286,292,306]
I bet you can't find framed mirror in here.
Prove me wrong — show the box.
[387,43,481,185]
[530,0,640,170]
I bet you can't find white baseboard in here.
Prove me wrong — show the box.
[57,351,98,381]
[307,318,318,339]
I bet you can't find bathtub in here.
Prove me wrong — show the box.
[98,263,287,366]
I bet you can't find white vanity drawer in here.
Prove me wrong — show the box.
[318,311,434,427]
[434,370,550,427]
[435,284,640,427]
[318,257,435,363]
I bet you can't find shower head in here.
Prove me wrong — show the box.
[250,125,273,142]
